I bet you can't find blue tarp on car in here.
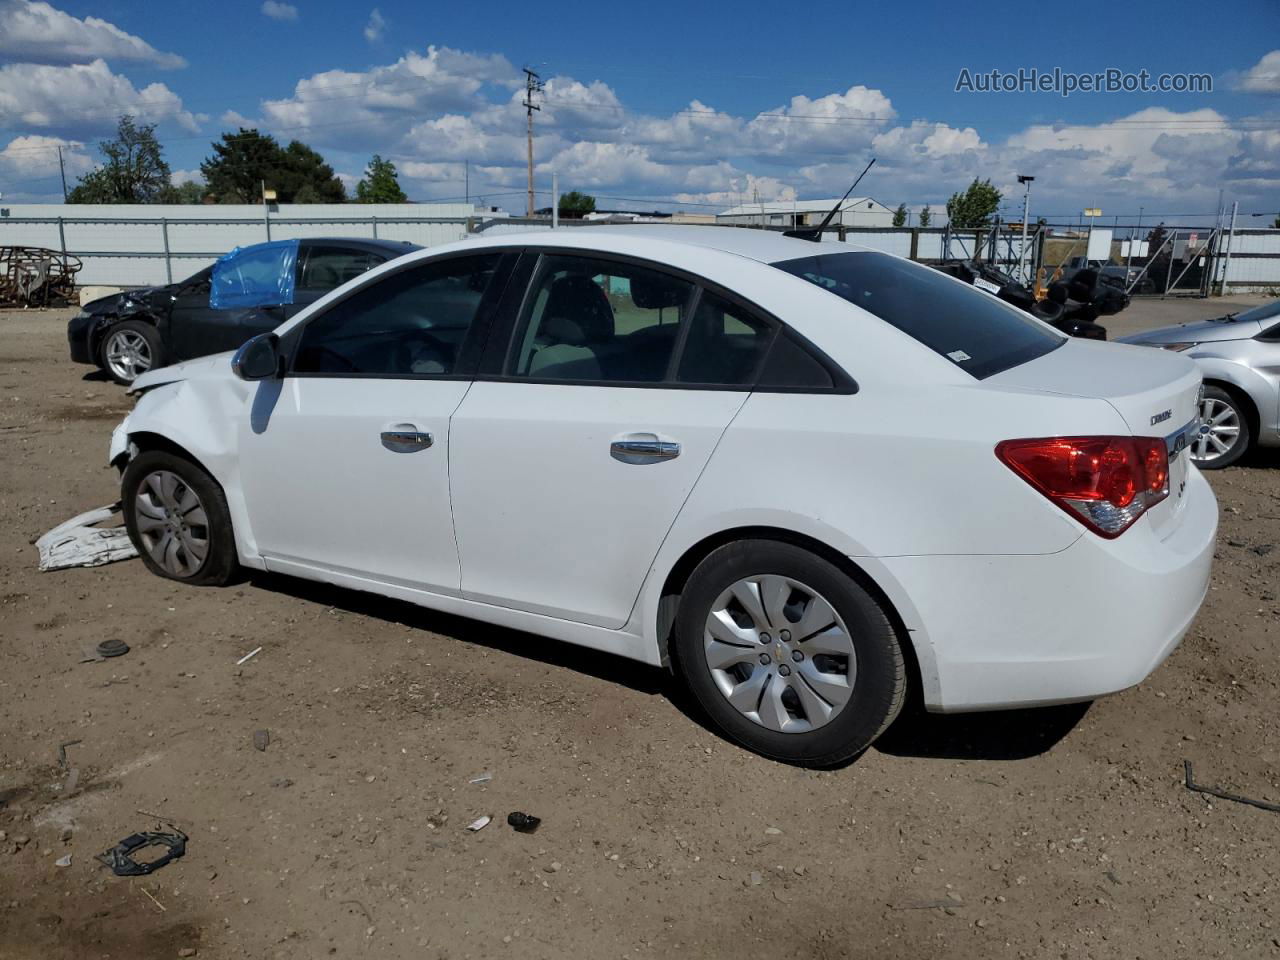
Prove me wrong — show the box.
[209,239,299,310]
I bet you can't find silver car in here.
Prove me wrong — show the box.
[1120,299,1280,468]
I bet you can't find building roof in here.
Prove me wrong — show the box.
[717,197,887,217]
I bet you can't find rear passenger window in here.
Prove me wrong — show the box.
[677,292,774,385]
[293,254,500,376]
[510,255,693,382]
[757,332,835,389]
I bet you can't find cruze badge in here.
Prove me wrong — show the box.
[1151,409,1172,426]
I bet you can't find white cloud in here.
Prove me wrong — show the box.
[0,0,185,68]
[260,46,516,142]
[220,109,256,128]
[0,59,199,133]
[0,133,90,176]
[363,8,386,43]
[169,168,205,185]
[261,0,299,21]
[1237,50,1280,94]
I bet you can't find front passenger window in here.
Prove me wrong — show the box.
[293,254,499,376]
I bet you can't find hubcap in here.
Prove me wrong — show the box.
[105,330,152,382]
[133,470,209,577]
[703,575,857,734]
[1191,396,1240,463]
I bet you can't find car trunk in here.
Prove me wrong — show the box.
[988,339,1202,540]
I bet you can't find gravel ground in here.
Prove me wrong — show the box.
[2,296,1279,960]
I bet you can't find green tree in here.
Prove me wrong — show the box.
[892,202,907,227]
[945,178,1002,228]
[278,140,346,203]
[355,154,407,203]
[557,190,596,218]
[918,205,932,227]
[168,180,205,204]
[200,128,283,203]
[67,116,172,204]
[1273,214,1280,229]
[200,130,344,203]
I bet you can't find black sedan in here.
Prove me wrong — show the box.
[68,237,420,384]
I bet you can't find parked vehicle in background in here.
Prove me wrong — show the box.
[67,237,420,385]
[108,226,1216,766]
[1119,299,1280,468]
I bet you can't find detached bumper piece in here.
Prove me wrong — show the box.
[95,829,188,877]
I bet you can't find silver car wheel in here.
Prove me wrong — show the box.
[104,329,152,382]
[703,575,857,734]
[133,470,209,577]
[1192,396,1241,463]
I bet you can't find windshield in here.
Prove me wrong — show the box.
[773,251,1064,379]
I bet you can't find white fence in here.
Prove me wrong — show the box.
[0,203,480,286]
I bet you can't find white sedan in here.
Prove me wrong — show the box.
[109,226,1217,766]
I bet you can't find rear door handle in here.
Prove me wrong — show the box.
[610,437,681,465]
[381,427,434,453]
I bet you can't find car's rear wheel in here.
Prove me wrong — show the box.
[121,450,238,586]
[1192,385,1250,469]
[101,320,163,385]
[673,539,906,767]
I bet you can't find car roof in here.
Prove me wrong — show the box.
[478,224,856,265]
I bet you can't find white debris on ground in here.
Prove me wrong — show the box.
[36,503,138,572]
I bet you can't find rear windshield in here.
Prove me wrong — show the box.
[773,251,1064,379]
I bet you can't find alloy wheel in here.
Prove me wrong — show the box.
[133,470,209,577]
[1191,395,1241,464]
[703,575,857,734]
[104,329,152,382]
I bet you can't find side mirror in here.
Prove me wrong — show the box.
[232,333,281,381]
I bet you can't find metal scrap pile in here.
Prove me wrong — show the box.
[0,246,82,307]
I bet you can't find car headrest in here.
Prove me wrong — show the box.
[543,275,614,344]
[630,273,688,309]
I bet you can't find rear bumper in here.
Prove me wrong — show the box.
[881,466,1217,712]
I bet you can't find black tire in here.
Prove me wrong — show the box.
[673,540,906,767]
[1192,385,1251,470]
[121,450,238,586]
[99,319,164,386]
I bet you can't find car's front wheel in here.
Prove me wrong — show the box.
[121,450,238,585]
[100,320,163,385]
[673,540,906,767]
[1191,385,1251,469]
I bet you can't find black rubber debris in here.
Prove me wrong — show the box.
[96,639,129,658]
[507,812,541,833]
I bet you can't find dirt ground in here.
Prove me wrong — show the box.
[3,295,1279,960]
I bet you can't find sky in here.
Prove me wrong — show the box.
[0,0,1278,222]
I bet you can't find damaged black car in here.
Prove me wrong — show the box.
[67,236,419,384]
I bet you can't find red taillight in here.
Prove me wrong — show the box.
[996,436,1170,538]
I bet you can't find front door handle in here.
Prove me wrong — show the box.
[610,437,681,465]
[381,429,434,453]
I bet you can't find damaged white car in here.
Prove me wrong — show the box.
[110,226,1216,765]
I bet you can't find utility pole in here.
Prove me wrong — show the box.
[57,146,68,202]
[522,67,543,217]
[1016,174,1034,285]
[464,159,469,208]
